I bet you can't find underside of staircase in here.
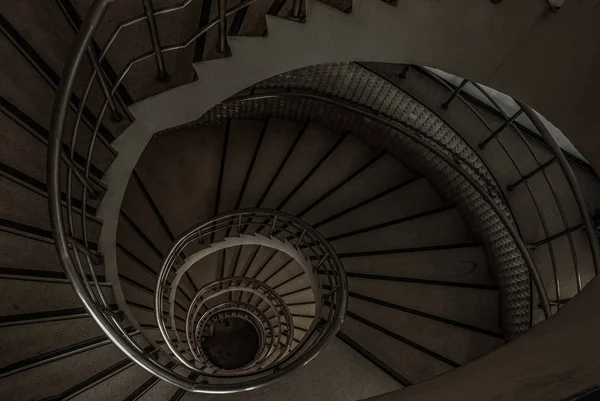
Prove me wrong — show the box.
[2,0,600,400]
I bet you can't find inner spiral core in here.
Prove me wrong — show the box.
[201,316,261,370]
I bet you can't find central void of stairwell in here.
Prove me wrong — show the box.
[153,209,347,379]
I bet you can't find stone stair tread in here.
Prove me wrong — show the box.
[329,208,472,254]
[347,297,504,366]
[301,154,414,224]
[0,35,116,170]
[0,280,112,318]
[71,0,198,102]
[315,177,448,238]
[118,178,174,258]
[71,364,152,401]
[217,119,266,213]
[282,133,379,216]
[237,118,303,209]
[258,122,342,209]
[0,231,62,273]
[133,124,227,237]
[0,343,130,400]
[346,276,500,333]
[0,317,103,369]
[341,246,493,286]
[340,317,452,385]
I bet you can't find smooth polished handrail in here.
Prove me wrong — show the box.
[411,66,597,306]
[516,101,600,276]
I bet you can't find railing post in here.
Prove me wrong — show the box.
[141,0,169,82]
[398,65,411,80]
[441,79,468,109]
[507,158,556,191]
[217,0,230,55]
[529,224,584,249]
[478,109,524,149]
[290,0,304,20]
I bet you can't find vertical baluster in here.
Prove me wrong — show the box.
[441,79,468,109]
[478,109,523,150]
[142,0,169,81]
[290,0,304,20]
[87,49,122,121]
[217,0,230,55]
[398,65,411,80]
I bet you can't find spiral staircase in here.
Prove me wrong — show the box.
[2,0,600,400]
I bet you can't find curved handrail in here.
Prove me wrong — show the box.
[516,101,600,276]
[413,67,598,304]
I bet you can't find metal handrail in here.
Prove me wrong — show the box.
[516,101,600,276]
[412,67,598,306]
[48,0,597,393]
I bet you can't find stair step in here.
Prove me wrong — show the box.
[0,342,132,400]
[301,154,414,225]
[116,250,158,292]
[0,114,48,184]
[72,364,151,401]
[184,249,221,291]
[0,280,112,319]
[119,177,174,257]
[315,177,446,237]
[0,317,103,369]
[0,177,50,232]
[341,246,493,286]
[117,222,164,281]
[0,231,61,272]
[258,122,343,210]
[0,31,116,171]
[215,119,265,213]
[251,247,293,283]
[128,301,185,330]
[132,124,227,237]
[340,316,452,385]
[201,0,292,62]
[1,0,130,137]
[0,25,65,134]
[329,207,472,254]
[121,277,189,319]
[287,302,316,319]
[346,274,500,333]
[347,296,504,366]
[137,365,187,401]
[237,118,303,209]
[0,178,103,242]
[282,133,379,216]
[319,0,352,13]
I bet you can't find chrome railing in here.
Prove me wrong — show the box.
[408,66,600,312]
[48,0,598,393]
